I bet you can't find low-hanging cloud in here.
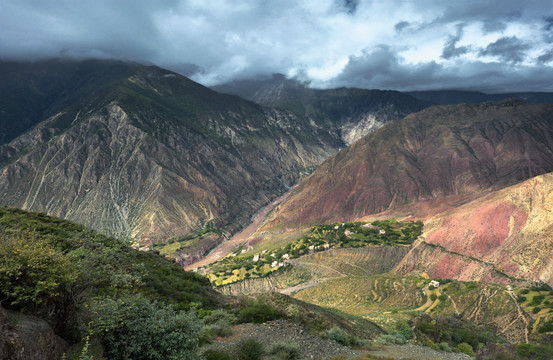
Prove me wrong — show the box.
[1,0,552,92]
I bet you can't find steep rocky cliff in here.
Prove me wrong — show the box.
[261,100,553,230]
[395,173,553,287]
[0,61,341,242]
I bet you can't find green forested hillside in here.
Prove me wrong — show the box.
[0,206,223,359]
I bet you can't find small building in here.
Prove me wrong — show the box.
[308,245,315,251]
[271,261,278,268]
[282,254,290,260]
[334,225,340,230]
[429,280,440,288]
[253,254,260,262]
[323,244,330,249]
[379,229,386,234]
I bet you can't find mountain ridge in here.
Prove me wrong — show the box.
[259,99,553,231]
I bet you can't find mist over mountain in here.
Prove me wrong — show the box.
[213,74,432,145]
[407,90,553,105]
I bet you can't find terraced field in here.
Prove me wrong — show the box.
[293,274,530,343]
[516,287,553,337]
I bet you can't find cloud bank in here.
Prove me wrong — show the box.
[1,0,553,92]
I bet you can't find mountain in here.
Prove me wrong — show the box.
[0,59,345,244]
[407,90,553,105]
[395,172,553,287]
[213,74,433,145]
[0,59,142,145]
[260,100,553,231]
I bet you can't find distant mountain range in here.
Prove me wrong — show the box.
[407,90,553,105]
[213,73,433,145]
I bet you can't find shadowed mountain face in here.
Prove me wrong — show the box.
[213,74,432,145]
[0,60,346,241]
[0,59,142,145]
[262,100,553,230]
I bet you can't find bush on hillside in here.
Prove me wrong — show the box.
[266,341,302,360]
[328,326,351,346]
[239,300,283,324]
[0,233,78,308]
[237,338,264,360]
[199,309,237,343]
[89,295,201,360]
[376,333,407,345]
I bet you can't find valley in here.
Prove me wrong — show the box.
[1,59,553,359]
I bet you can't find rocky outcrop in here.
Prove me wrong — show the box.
[262,100,553,230]
[0,305,66,360]
[395,173,553,286]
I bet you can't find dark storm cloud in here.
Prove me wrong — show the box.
[479,36,531,63]
[538,49,553,63]
[1,0,552,92]
[441,24,469,59]
[325,45,553,92]
[544,16,553,31]
[394,21,410,34]
[482,20,507,34]
[342,0,359,14]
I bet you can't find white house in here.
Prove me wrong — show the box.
[429,280,440,288]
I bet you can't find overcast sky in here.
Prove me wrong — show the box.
[2,0,553,92]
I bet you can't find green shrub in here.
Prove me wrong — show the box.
[393,321,413,340]
[199,309,236,344]
[430,294,437,301]
[439,342,452,352]
[0,234,78,307]
[530,295,545,306]
[538,318,553,333]
[328,326,351,346]
[267,341,302,360]
[237,338,264,360]
[516,343,553,359]
[457,342,474,356]
[203,349,234,360]
[376,334,406,345]
[239,300,282,324]
[90,295,201,360]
